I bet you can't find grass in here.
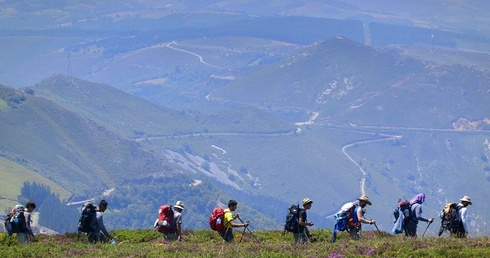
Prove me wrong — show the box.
[1,229,488,257]
[0,158,71,212]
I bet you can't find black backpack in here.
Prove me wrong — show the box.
[438,202,465,236]
[284,204,301,233]
[78,202,97,233]
[9,211,27,234]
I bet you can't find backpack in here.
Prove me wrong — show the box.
[392,200,412,234]
[439,203,461,233]
[9,211,27,234]
[393,201,412,222]
[332,202,359,242]
[155,204,175,234]
[284,204,301,233]
[335,202,360,231]
[209,207,226,232]
[78,201,97,233]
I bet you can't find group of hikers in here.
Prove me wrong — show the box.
[3,193,472,244]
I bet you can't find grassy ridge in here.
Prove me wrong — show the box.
[0,158,71,212]
[1,229,489,257]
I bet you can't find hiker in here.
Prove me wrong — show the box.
[88,200,113,243]
[220,199,249,242]
[9,201,37,244]
[350,195,375,240]
[405,193,433,237]
[455,196,472,238]
[293,198,314,244]
[167,201,185,241]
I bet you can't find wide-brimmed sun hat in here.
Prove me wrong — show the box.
[357,195,372,205]
[174,201,185,210]
[460,196,472,205]
[302,198,313,206]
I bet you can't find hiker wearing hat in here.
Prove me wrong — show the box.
[455,196,472,238]
[405,193,434,237]
[220,199,249,242]
[350,195,376,240]
[169,201,185,241]
[294,198,314,244]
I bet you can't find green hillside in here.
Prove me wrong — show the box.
[0,158,70,212]
[0,84,183,197]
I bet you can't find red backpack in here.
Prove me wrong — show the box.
[209,207,226,232]
[155,204,175,233]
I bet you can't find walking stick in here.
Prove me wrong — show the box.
[239,226,247,243]
[373,222,381,233]
[422,221,432,237]
[238,217,259,242]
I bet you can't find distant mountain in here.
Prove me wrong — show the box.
[210,37,490,129]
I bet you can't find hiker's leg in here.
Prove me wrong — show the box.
[220,230,234,242]
[88,232,98,243]
[349,227,360,240]
[293,232,308,244]
[17,233,28,244]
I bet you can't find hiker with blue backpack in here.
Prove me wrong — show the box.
[404,193,434,237]
[349,195,375,240]
[5,201,37,244]
[332,195,375,242]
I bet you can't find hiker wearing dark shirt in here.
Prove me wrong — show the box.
[294,198,314,244]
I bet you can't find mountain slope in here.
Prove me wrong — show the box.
[210,37,490,129]
[0,84,182,197]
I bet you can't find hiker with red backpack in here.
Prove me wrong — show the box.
[154,201,185,242]
[405,193,434,237]
[167,201,185,241]
[349,195,376,240]
[220,200,249,242]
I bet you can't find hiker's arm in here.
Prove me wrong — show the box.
[176,222,182,239]
[25,213,36,240]
[357,208,375,224]
[229,219,249,228]
[298,211,313,227]
[460,208,468,233]
[97,213,112,239]
[415,206,433,223]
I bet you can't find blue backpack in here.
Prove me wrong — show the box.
[332,202,359,242]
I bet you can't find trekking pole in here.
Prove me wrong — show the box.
[422,221,432,237]
[239,226,247,243]
[373,222,381,233]
[238,217,259,242]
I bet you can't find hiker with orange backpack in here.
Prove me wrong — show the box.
[349,195,376,240]
[220,200,249,242]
